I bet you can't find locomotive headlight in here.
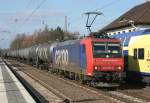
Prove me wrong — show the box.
[94,66,101,70]
[116,66,122,70]
[94,66,98,70]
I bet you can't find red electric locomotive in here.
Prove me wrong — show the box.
[53,37,125,87]
[80,37,125,87]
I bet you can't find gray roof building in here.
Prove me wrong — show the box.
[100,1,150,35]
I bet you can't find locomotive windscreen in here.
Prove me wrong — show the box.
[93,42,122,58]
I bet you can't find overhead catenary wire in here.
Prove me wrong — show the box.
[69,0,122,33]
[70,0,121,25]
[13,0,47,34]
[24,0,33,10]
[14,0,122,35]
[22,0,47,26]
[12,0,33,32]
[90,0,122,31]
[94,0,122,11]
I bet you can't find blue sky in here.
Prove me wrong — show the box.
[0,0,144,48]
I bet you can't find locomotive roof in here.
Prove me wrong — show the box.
[56,37,121,47]
[56,39,81,46]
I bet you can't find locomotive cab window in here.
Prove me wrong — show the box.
[133,48,137,59]
[93,42,105,52]
[93,42,121,58]
[107,43,121,54]
[93,42,106,58]
[107,43,122,57]
[138,48,144,59]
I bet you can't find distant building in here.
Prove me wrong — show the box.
[100,1,150,36]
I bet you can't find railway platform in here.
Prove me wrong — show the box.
[0,58,35,103]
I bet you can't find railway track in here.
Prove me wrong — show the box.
[6,59,150,103]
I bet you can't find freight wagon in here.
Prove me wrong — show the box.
[4,37,125,87]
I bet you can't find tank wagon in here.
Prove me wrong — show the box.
[35,43,57,68]
[5,37,125,87]
[18,47,31,61]
[111,29,150,84]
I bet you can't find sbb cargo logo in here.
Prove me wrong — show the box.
[55,49,68,65]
